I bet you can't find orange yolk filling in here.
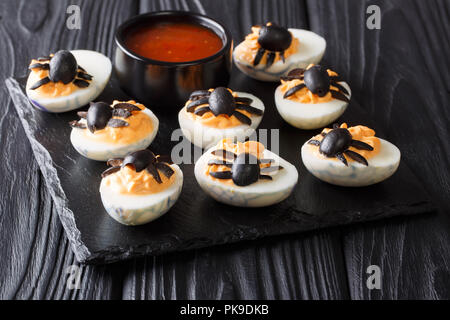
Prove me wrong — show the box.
[308,123,381,162]
[81,100,153,145]
[27,58,87,98]
[103,165,175,195]
[234,26,300,66]
[280,64,340,104]
[205,139,271,185]
[185,89,253,129]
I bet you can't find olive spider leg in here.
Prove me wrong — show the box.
[253,47,266,66]
[330,81,349,95]
[29,77,51,90]
[186,97,209,112]
[307,139,321,146]
[335,152,348,166]
[283,83,306,98]
[211,149,237,160]
[265,52,276,68]
[194,106,210,116]
[209,171,233,179]
[189,90,211,100]
[155,162,175,179]
[232,111,252,125]
[350,140,374,151]
[344,150,368,166]
[330,89,350,103]
[234,104,263,116]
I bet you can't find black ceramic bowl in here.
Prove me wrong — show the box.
[114,11,232,110]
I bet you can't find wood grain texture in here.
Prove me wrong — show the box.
[0,0,449,300]
[0,0,136,299]
[306,0,450,299]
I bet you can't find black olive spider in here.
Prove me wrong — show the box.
[29,50,92,90]
[186,87,263,126]
[69,101,142,133]
[281,65,350,103]
[101,150,174,184]
[207,148,283,186]
[253,22,293,68]
[307,124,374,166]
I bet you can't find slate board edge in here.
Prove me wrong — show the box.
[5,77,436,265]
[6,77,92,263]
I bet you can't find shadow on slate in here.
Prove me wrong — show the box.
[5,72,435,264]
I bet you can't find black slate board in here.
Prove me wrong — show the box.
[5,71,435,264]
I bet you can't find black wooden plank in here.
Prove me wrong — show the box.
[0,0,137,299]
[306,0,450,299]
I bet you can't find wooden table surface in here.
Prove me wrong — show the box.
[0,0,449,300]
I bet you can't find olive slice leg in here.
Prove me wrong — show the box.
[207,159,233,166]
[283,83,306,98]
[259,175,273,180]
[350,140,374,151]
[330,89,350,103]
[232,111,252,125]
[186,97,209,112]
[155,162,175,179]
[335,152,348,166]
[194,106,210,116]
[307,139,321,146]
[107,158,124,167]
[265,52,276,68]
[29,77,50,90]
[260,165,283,173]
[344,150,368,166]
[146,164,162,184]
[211,149,237,160]
[330,81,349,95]
[101,166,121,178]
[209,171,233,179]
[253,47,265,66]
[259,158,274,164]
[235,104,263,116]
[189,90,210,100]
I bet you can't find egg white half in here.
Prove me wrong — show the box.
[100,164,183,226]
[178,92,264,149]
[233,29,326,82]
[301,138,401,187]
[195,147,298,207]
[26,50,112,113]
[70,108,159,161]
[274,82,351,129]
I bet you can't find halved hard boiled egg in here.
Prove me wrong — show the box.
[233,22,326,82]
[195,139,298,207]
[301,123,401,186]
[70,100,159,161]
[100,150,183,226]
[275,65,351,129]
[178,87,264,149]
[26,50,111,113]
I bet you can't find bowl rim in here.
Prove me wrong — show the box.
[115,10,232,67]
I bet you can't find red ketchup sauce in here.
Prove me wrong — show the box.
[125,22,223,62]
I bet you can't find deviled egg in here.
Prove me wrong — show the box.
[301,123,401,187]
[233,22,326,82]
[195,139,298,207]
[26,50,111,113]
[275,65,351,130]
[70,100,159,161]
[178,87,264,149]
[100,150,183,225]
